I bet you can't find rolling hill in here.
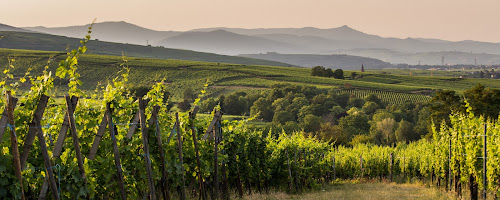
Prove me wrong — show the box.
[155,30,300,55]
[332,48,500,65]
[0,31,292,66]
[239,52,391,70]
[15,21,500,65]
[24,21,181,45]
[0,23,31,32]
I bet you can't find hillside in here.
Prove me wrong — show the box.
[0,31,292,66]
[0,23,31,32]
[24,21,181,45]
[155,30,300,55]
[333,48,500,65]
[23,21,500,65]
[239,52,391,70]
[1,48,498,102]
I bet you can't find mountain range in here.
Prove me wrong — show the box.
[2,21,500,66]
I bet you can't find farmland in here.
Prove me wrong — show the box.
[1,48,499,103]
[1,46,500,199]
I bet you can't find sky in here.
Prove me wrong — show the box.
[1,0,499,42]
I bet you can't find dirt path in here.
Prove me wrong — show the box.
[242,181,451,200]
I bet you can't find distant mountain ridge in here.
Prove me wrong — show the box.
[24,21,181,45]
[155,30,302,55]
[5,21,500,65]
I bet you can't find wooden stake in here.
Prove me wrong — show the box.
[483,123,487,200]
[332,156,336,181]
[107,102,127,200]
[87,110,108,160]
[126,112,140,139]
[5,91,25,200]
[40,96,77,200]
[19,95,49,169]
[175,112,186,200]
[189,106,205,200]
[52,96,78,157]
[217,118,229,200]
[233,152,244,198]
[64,95,89,192]
[390,153,393,182]
[285,148,293,192]
[0,97,17,143]
[150,105,171,200]
[213,126,219,200]
[32,95,59,200]
[138,98,156,200]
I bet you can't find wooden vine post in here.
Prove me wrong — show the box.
[107,102,128,200]
[218,120,229,200]
[285,148,293,192]
[0,96,17,143]
[202,110,223,199]
[448,138,452,191]
[149,105,171,200]
[32,95,60,200]
[483,123,487,200]
[138,98,157,200]
[5,91,25,200]
[390,153,393,182]
[86,102,126,199]
[65,95,88,191]
[360,155,363,178]
[332,156,336,181]
[189,106,206,200]
[175,112,186,200]
[39,96,78,199]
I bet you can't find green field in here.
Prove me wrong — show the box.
[1,48,499,102]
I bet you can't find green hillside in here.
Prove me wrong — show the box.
[1,48,499,101]
[0,31,292,67]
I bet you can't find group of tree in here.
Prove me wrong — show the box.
[311,66,345,79]
[200,84,430,146]
[194,83,499,147]
[478,69,499,79]
[429,83,500,129]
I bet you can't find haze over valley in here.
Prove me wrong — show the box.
[1,21,498,68]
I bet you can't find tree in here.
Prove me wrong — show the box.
[362,101,379,115]
[250,97,273,121]
[348,97,365,108]
[223,93,248,115]
[324,68,334,77]
[463,84,500,121]
[200,97,218,112]
[311,66,326,77]
[183,87,194,101]
[376,118,396,145]
[364,94,383,107]
[351,72,358,79]
[301,114,322,134]
[272,111,295,125]
[395,120,414,142]
[319,123,348,145]
[332,69,344,79]
[429,90,463,129]
[177,99,192,112]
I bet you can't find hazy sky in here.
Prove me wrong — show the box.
[2,0,499,42]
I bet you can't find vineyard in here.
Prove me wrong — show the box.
[1,30,500,200]
[2,75,500,199]
[337,89,432,104]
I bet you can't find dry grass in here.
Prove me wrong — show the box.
[241,180,452,200]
